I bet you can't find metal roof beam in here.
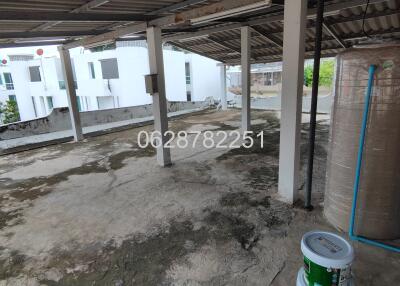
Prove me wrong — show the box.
[163,23,243,42]
[0,41,68,48]
[208,34,258,60]
[31,0,112,31]
[326,8,400,25]
[63,0,388,49]
[322,23,347,49]
[0,11,154,22]
[166,41,225,63]
[251,26,282,48]
[208,36,241,54]
[64,0,272,49]
[164,0,388,42]
[73,0,111,12]
[147,0,208,15]
[185,27,400,56]
[0,30,110,39]
[149,0,272,27]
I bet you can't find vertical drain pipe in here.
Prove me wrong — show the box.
[305,0,325,210]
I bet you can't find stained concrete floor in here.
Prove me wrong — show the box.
[0,109,399,286]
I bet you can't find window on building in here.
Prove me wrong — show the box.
[84,97,90,111]
[0,74,3,85]
[185,62,191,84]
[273,72,282,85]
[77,96,82,112]
[40,96,46,114]
[59,81,66,90]
[88,62,96,79]
[46,96,54,111]
[58,80,78,90]
[31,97,37,117]
[4,72,14,90]
[264,72,273,86]
[8,95,17,102]
[186,91,192,102]
[100,58,119,79]
[29,66,42,82]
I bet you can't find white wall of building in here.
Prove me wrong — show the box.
[114,47,150,107]
[10,56,67,121]
[164,49,187,102]
[3,45,222,123]
[187,54,222,101]
[9,60,36,121]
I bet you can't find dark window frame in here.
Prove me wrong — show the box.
[100,58,119,80]
[29,66,42,82]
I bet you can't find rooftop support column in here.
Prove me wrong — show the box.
[278,0,307,204]
[241,26,251,132]
[146,26,172,167]
[58,46,83,142]
[220,64,227,110]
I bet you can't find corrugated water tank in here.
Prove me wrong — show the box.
[324,44,400,240]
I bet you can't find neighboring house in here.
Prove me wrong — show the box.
[2,41,222,122]
[227,62,283,97]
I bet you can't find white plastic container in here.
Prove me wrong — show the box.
[297,268,355,286]
[300,231,355,286]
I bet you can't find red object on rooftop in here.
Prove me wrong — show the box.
[36,48,44,56]
[1,59,7,65]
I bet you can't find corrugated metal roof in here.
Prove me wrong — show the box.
[0,0,399,63]
[168,0,400,64]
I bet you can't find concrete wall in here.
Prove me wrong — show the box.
[232,94,333,114]
[0,101,205,140]
[188,54,222,101]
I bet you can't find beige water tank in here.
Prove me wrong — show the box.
[324,44,400,240]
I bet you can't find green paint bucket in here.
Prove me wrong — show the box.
[300,231,354,286]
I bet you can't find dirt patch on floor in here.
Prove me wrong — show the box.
[41,220,209,286]
[0,250,26,281]
[37,188,292,285]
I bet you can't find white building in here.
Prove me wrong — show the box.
[0,42,222,122]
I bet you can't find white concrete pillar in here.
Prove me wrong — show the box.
[220,64,227,110]
[278,0,307,204]
[58,46,83,142]
[146,26,172,167]
[241,26,251,132]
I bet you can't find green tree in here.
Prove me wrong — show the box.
[304,59,335,87]
[304,65,313,87]
[319,60,335,87]
[0,100,20,124]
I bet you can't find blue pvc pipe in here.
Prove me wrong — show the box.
[349,64,400,253]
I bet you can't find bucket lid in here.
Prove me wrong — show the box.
[301,231,354,269]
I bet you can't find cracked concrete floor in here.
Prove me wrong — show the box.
[0,109,399,286]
